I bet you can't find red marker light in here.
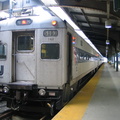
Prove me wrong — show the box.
[72,36,76,44]
[72,36,76,40]
[22,20,27,25]
[16,19,32,25]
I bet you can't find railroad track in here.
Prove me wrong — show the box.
[0,102,52,120]
[12,115,52,120]
[0,110,13,120]
[0,101,13,120]
[12,111,52,120]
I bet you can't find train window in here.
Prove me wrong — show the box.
[17,36,34,51]
[0,44,6,59]
[41,43,59,59]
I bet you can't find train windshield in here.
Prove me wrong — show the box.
[17,35,34,52]
[0,44,6,59]
[41,43,59,59]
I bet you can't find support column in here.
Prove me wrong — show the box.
[116,52,119,71]
[113,55,115,68]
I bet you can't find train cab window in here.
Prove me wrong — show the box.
[0,44,6,59]
[41,43,59,59]
[17,36,34,51]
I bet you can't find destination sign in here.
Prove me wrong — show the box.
[43,30,58,37]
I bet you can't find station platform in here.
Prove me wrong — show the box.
[52,63,120,120]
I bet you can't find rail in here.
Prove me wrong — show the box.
[0,110,13,120]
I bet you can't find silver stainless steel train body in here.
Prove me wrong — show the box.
[0,9,103,114]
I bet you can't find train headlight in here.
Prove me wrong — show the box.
[3,86,9,93]
[39,89,46,96]
[52,20,57,26]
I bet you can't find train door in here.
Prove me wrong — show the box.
[12,31,36,82]
[67,33,72,83]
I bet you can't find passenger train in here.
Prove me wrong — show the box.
[0,7,103,115]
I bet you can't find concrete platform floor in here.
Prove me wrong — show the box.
[53,63,120,120]
[82,63,120,120]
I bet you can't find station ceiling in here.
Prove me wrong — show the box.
[0,0,120,58]
[56,0,120,58]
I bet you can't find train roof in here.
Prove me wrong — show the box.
[0,15,66,31]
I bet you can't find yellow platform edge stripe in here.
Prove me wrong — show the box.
[52,64,104,120]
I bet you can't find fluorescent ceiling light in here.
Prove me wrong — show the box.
[106,40,110,45]
[105,20,112,28]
